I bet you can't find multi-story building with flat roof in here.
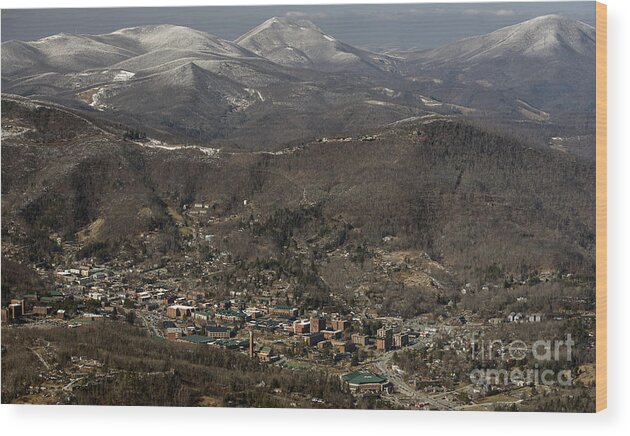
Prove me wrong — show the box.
[352,333,369,346]
[293,320,311,334]
[206,325,232,339]
[331,319,350,331]
[310,316,326,333]
[376,336,393,351]
[394,333,409,348]
[269,305,298,318]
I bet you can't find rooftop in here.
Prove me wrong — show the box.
[216,309,247,317]
[169,304,195,310]
[342,371,387,385]
[206,325,230,332]
[179,335,214,344]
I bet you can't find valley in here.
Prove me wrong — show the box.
[1,10,597,412]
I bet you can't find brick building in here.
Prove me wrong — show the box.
[303,331,325,346]
[33,306,53,316]
[293,320,311,334]
[376,337,393,351]
[322,329,343,340]
[352,333,369,346]
[394,333,409,348]
[166,305,195,319]
[331,319,350,331]
[377,327,393,339]
[206,325,232,339]
[310,316,326,333]
[269,305,298,318]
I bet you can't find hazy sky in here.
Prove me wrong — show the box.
[1,2,596,51]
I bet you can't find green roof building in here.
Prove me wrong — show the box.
[341,371,389,393]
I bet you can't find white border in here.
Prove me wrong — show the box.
[2,1,629,435]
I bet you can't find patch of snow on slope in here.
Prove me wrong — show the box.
[90,87,108,111]
[364,99,396,107]
[139,139,221,156]
[420,96,442,107]
[39,33,65,42]
[113,70,135,81]
[245,88,265,102]
[1,125,33,140]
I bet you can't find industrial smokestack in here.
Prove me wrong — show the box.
[249,330,254,358]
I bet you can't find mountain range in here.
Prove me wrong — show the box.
[1,13,597,304]
[1,14,596,154]
[1,94,595,279]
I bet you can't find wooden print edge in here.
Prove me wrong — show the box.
[595,0,607,413]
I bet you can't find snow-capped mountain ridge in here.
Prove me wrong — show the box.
[235,17,398,72]
[422,14,595,65]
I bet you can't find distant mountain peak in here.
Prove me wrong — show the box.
[400,14,596,115]
[235,16,395,72]
[497,14,594,57]
[236,16,322,41]
[97,24,253,57]
[421,14,595,64]
[524,13,589,26]
[528,13,570,22]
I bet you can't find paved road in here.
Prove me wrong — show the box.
[372,339,459,410]
[136,310,163,337]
